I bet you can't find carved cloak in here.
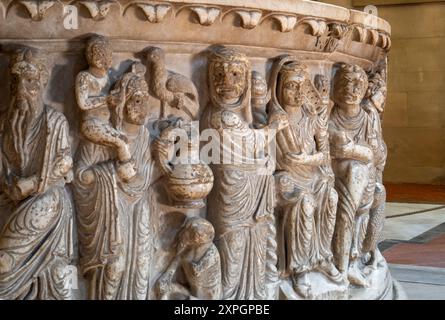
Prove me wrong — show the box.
[73,126,154,300]
[0,107,73,300]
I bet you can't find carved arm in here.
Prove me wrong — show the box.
[75,72,108,111]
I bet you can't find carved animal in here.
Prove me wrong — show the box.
[145,47,199,119]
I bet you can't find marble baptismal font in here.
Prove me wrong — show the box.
[0,0,401,300]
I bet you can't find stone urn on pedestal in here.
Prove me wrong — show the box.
[154,122,213,209]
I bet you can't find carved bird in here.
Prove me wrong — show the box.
[146,47,199,120]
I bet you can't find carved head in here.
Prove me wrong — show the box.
[365,72,387,113]
[178,217,215,250]
[209,46,250,106]
[85,35,112,71]
[113,63,150,128]
[145,47,165,64]
[251,71,267,101]
[9,49,48,115]
[277,61,309,109]
[332,64,368,106]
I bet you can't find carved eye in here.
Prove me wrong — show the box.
[135,98,142,104]
[232,72,238,77]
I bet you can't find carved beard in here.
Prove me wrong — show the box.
[7,94,40,170]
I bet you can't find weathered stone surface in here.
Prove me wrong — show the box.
[0,0,397,300]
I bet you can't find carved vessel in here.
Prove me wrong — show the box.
[0,0,401,300]
[154,122,214,209]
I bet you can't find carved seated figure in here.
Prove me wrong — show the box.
[270,56,344,299]
[0,49,74,299]
[75,35,135,181]
[329,64,379,287]
[155,217,222,300]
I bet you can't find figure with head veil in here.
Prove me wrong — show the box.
[271,55,345,299]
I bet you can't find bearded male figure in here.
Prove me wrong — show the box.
[0,49,74,299]
[201,46,287,300]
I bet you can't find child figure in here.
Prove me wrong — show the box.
[75,35,135,180]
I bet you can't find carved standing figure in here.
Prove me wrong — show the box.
[361,69,388,269]
[201,46,287,300]
[73,62,154,300]
[270,56,343,298]
[329,64,378,287]
[75,35,135,181]
[0,49,74,299]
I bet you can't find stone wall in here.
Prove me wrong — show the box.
[323,0,445,185]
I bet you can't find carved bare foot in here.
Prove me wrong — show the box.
[364,250,384,276]
[348,262,369,287]
[117,160,136,182]
[292,271,313,299]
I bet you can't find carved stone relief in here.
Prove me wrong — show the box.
[0,0,398,301]
[0,49,74,299]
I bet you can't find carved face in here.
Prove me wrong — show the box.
[251,72,267,99]
[367,76,387,113]
[87,40,112,71]
[181,218,214,248]
[280,73,305,109]
[211,61,247,105]
[124,90,150,125]
[10,60,46,114]
[333,69,368,105]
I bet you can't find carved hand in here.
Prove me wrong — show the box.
[336,140,373,163]
[54,155,73,178]
[10,175,39,201]
[267,112,289,131]
[80,169,95,185]
[285,151,325,166]
[107,91,120,107]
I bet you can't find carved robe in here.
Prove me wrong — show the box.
[73,126,154,300]
[204,107,274,300]
[0,107,73,300]
[329,106,377,214]
[329,106,377,271]
[275,104,337,274]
